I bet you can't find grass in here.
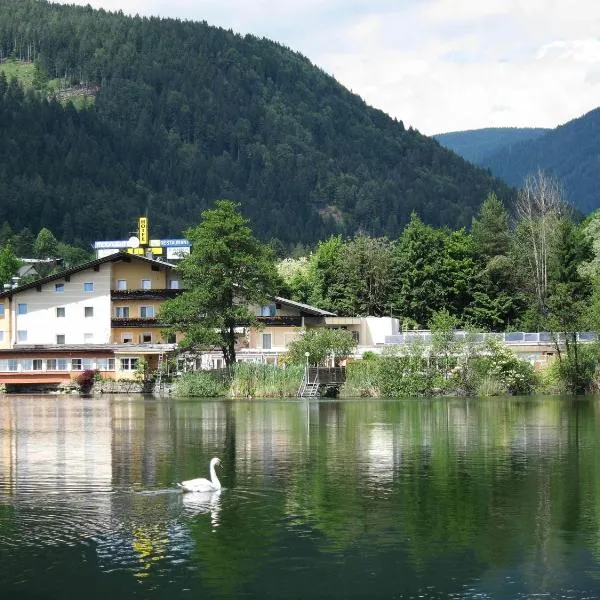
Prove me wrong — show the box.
[0,59,35,86]
[0,59,96,108]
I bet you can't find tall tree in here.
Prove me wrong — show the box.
[467,193,520,330]
[471,192,510,260]
[392,214,449,327]
[546,219,593,393]
[159,200,280,366]
[0,245,21,287]
[33,227,59,258]
[514,169,564,320]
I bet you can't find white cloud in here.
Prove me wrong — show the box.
[52,1,600,134]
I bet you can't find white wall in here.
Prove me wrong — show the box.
[12,265,112,345]
[362,317,399,346]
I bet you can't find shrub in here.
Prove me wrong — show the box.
[342,359,380,397]
[287,328,356,366]
[174,371,227,397]
[75,369,97,394]
[481,339,538,395]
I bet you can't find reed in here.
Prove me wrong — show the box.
[229,363,304,398]
[173,371,227,397]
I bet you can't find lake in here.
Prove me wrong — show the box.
[1,394,600,599]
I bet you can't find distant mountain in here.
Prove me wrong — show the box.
[434,128,549,164]
[0,0,512,247]
[480,108,600,213]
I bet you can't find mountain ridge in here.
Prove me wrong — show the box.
[0,0,513,245]
[479,108,600,213]
[434,127,550,165]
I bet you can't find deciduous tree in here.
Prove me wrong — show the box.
[159,200,280,366]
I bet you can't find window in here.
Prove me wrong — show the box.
[140,306,154,318]
[71,359,82,371]
[96,358,115,371]
[120,357,139,371]
[56,307,65,318]
[141,279,151,290]
[117,279,127,290]
[46,359,57,371]
[261,304,276,317]
[115,306,129,318]
[21,360,32,371]
[56,334,65,345]
[84,333,93,343]
[56,359,68,371]
[17,330,27,342]
[122,333,133,343]
[55,283,64,293]
[0,305,4,318]
[33,359,43,371]
[7,359,17,372]
[0,331,3,342]
[17,303,27,315]
[262,333,272,350]
[82,358,94,370]
[84,306,94,317]
[169,280,179,290]
[141,333,152,343]
[83,282,94,292]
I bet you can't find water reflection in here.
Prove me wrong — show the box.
[1,395,600,598]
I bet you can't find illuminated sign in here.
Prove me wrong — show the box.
[94,240,129,249]
[94,218,191,258]
[139,217,148,245]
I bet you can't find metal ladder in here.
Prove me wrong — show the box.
[155,354,164,393]
[297,369,320,398]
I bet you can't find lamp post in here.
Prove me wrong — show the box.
[305,351,310,381]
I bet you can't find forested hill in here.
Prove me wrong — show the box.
[480,108,600,214]
[0,0,512,247]
[434,128,549,164]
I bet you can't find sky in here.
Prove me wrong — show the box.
[54,0,600,135]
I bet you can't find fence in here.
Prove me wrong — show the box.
[384,331,598,346]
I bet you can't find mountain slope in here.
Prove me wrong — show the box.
[435,128,549,164]
[0,0,512,245]
[480,108,600,213]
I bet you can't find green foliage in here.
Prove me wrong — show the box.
[286,328,357,366]
[159,200,280,366]
[481,107,600,214]
[377,344,439,397]
[33,227,59,258]
[342,359,380,397]
[389,215,480,326]
[174,371,227,398]
[0,0,512,247]
[0,245,20,286]
[228,363,304,398]
[480,339,538,395]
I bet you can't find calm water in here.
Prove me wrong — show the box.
[1,395,600,599]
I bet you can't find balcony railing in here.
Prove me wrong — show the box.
[111,317,165,328]
[255,316,302,327]
[111,289,181,300]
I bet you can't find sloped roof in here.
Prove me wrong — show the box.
[273,296,336,317]
[0,252,175,298]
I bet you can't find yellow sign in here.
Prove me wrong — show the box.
[139,217,148,245]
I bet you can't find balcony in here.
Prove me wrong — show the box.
[111,289,181,300]
[255,316,302,327]
[111,317,165,328]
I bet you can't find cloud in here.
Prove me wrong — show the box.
[53,1,600,134]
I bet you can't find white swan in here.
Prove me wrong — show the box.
[178,457,222,492]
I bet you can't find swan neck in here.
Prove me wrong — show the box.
[210,462,221,489]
